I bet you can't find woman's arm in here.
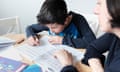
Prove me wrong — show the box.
[82,33,115,72]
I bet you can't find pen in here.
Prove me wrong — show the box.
[33,35,39,41]
[47,67,55,72]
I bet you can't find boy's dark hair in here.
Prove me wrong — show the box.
[37,0,68,25]
[107,0,120,28]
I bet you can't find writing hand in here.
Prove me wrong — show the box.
[27,36,40,46]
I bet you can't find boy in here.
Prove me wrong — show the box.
[26,0,96,48]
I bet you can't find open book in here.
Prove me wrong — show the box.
[16,36,84,72]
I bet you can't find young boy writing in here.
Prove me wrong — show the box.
[26,0,96,48]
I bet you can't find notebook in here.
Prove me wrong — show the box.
[0,56,28,72]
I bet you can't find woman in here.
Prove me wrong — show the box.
[54,0,120,72]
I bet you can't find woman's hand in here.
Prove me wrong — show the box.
[88,58,104,72]
[53,49,73,67]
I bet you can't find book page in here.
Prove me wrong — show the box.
[0,46,22,61]
[35,49,62,72]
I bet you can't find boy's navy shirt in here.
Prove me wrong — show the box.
[26,11,96,48]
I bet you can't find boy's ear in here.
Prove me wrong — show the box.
[64,15,72,25]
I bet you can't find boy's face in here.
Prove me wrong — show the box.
[45,15,72,34]
[46,23,65,34]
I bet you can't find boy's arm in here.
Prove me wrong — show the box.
[26,24,49,38]
[62,31,96,48]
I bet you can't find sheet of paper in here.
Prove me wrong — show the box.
[35,49,62,72]
[16,36,84,72]
[16,44,55,60]
[0,46,22,61]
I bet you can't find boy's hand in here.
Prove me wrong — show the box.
[27,36,40,46]
[53,49,73,67]
[48,36,63,44]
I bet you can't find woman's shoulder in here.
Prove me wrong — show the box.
[95,33,117,43]
[101,33,117,38]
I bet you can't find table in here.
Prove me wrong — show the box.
[2,33,25,44]
[2,34,92,72]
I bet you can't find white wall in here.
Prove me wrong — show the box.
[66,0,97,14]
[0,0,96,33]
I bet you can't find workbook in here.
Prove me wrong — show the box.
[0,56,28,72]
[16,36,84,72]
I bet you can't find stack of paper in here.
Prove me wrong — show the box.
[0,37,15,48]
